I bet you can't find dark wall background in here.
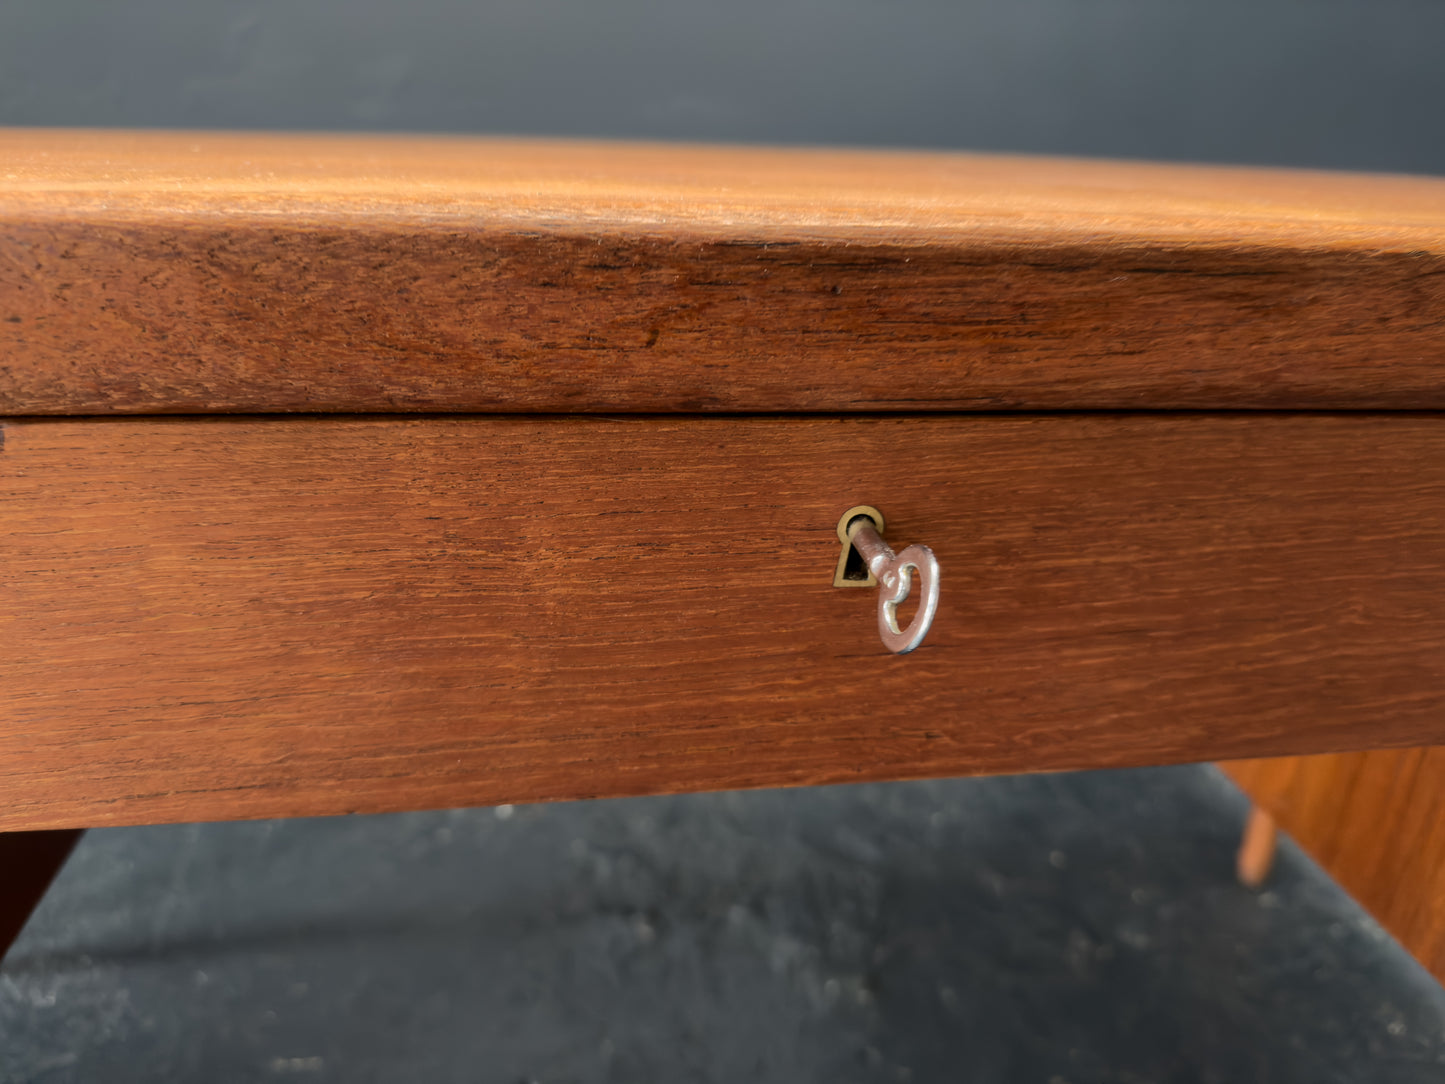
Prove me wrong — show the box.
[1,0,1443,174]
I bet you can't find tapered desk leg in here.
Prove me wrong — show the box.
[1235,806,1278,889]
[0,830,84,964]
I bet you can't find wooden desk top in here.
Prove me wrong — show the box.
[4,129,1444,414]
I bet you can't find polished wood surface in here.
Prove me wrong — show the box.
[1226,750,1445,982]
[6,413,1445,830]
[0,830,83,963]
[3,130,1445,414]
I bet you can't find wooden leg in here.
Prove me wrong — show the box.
[1227,750,1445,982]
[0,829,83,964]
[1236,806,1278,889]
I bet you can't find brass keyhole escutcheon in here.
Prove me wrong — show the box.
[833,505,885,587]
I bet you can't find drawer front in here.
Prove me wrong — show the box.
[4,415,1444,829]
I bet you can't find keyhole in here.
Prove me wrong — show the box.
[832,505,885,587]
[839,533,871,582]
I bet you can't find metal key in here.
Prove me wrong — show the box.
[845,515,940,655]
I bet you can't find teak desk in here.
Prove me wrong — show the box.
[3,130,1444,977]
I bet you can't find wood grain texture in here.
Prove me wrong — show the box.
[1225,750,1445,983]
[6,414,1445,830]
[4,129,1445,414]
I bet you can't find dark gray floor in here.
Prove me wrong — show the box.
[5,766,1445,1083]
